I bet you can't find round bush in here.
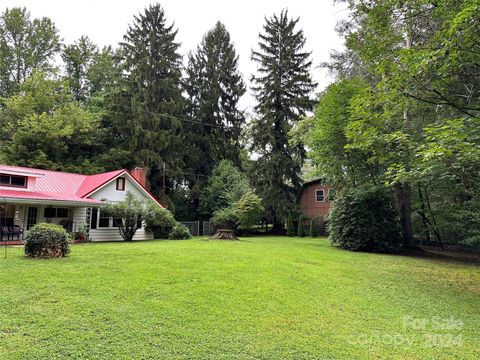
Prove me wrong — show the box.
[168,223,191,240]
[24,223,70,258]
[144,205,177,239]
[328,186,403,253]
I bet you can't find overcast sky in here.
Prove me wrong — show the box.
[3,0,348,111]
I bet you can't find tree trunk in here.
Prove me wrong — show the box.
[394,182,415,248]
[210,229,238,240]
[417,185,431,243]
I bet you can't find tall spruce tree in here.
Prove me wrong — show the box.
[185,22,246,169]
[184,21,246,213]
[250,10,316,232]
[111,3,184,190]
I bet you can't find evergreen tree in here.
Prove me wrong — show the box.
[297,214,307,237]
[250,10,316,232]
[184,22,246,172]
[286,213,295,237]
[184,22,246,214]
[111,3,184,190]
[309,217,318,237]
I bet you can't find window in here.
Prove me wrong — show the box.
[56,208,69,218]
[116,177,125,191]
[0,174,27,187]
[98,211,110,228]
[90,208,98,229]
[113,218,123,228]
[44,208,69,218]
[44,207,56,218]
[315,189,325,202]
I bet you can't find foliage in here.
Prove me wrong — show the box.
[211,207,238,230]
[184,22,246,181]
[286,213,295,237]
[309,218,318,237]
[297,214,307,238]
[300,0,480,249]
[103,192,150,241]
[233,191,264,231]
[328,186,403,253]
[168,223,191,240]
[199,160,251,219]
[0,71,102,172]
[250,9,316,232]
[24,223,70,258]
[0,7,61,97]
[144,204,177,239]
[110,3,184,177]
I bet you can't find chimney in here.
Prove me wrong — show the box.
[129,166,147,189]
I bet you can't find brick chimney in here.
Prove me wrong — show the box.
[129,166,147,189]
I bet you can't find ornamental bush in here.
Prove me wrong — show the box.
[168,223,191,240]
[24,223,70,258]
[328,186,403,253]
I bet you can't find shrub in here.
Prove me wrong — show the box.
[104,192,149,241]
[233,191,264,231]
[211,207,238,230]
[144,204,177,239]
[328,186,403,253]
[24,223,70,258]
[168,223,191,240]
[309,217,318,237]
[297,214,307,237]
[286,213,295,236]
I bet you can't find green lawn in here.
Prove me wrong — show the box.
[0,237,478,359]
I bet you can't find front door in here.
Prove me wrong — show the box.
[26,207,38,230]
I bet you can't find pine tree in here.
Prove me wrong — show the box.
[111,4,184,186]
[309,217,318,237]
[297,214,307,237]
[184,22,246,197]
[286,213,296,237]
[250,10,316,232]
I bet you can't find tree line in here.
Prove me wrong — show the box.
[0,4,315,229]
[1,1,478,249]
[296,0,480,249]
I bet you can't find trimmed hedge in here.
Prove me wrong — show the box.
[328,186,403,253]
[24,223,70,258]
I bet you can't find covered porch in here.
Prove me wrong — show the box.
[0,201,89,243]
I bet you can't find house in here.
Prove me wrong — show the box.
[0,165,164,242]
[298,179,334,219]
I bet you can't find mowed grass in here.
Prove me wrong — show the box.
[0,237,479,359]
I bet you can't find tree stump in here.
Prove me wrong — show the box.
[210,229,238,240]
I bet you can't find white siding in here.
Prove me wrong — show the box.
[89,228,154,242]
[72,207,87,232]
[89,176,151,203]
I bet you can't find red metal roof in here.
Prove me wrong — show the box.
[0,165,163,207]
[75,169,126,197]
[0,189,101,204]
